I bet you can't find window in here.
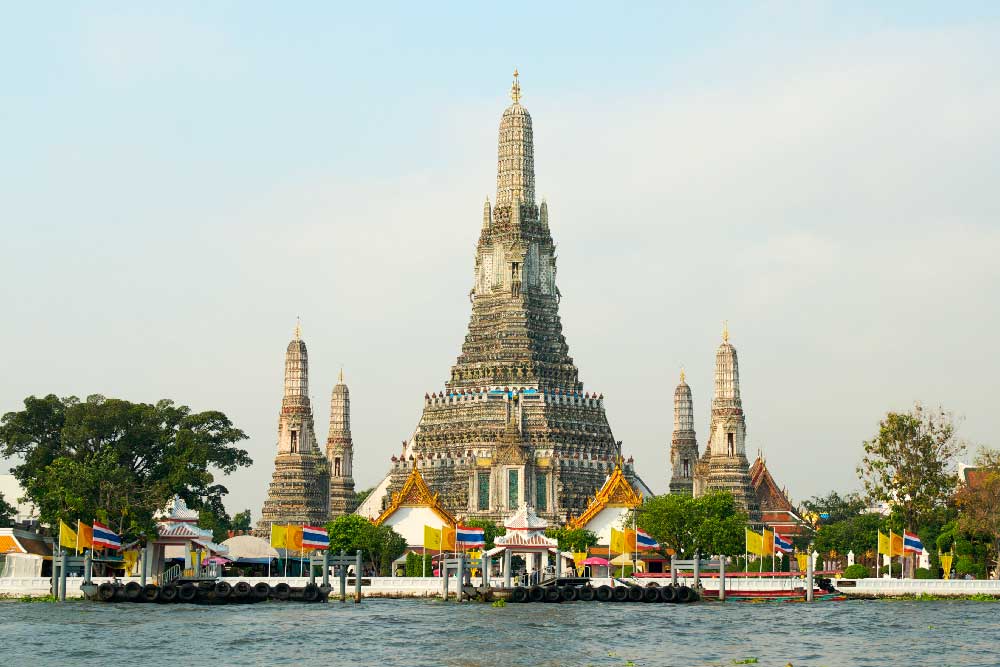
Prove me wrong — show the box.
[334,457,341,477]
[535,473,547,511]
[508,469,519,509]
[290,430,298,453]
[727,432,735,456]
[682,458,690,477]
[477,472,490,511]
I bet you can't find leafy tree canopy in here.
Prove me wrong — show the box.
[198,506,253,543]
[800,491,867,524]
[354,487,373,508]
[325,514,407,575]
[635,491,746,557]
[857,403,964,530]
[0,492,15,527]
[954,447,1000,578]
[545,527,598,552]
[0,394,251,540]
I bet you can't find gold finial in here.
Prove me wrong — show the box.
[338,367,344,383]
[295,316,302,340]
[722,320,729,343]
[510,68,521,104]
[680,368,685,383]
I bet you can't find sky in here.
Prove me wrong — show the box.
[2,2,999,518]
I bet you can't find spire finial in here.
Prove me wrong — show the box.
[338,367,344,383]
[295,316,302,340]
[680,368,686,383]
[510,68,521,104]
[722,320,729,343]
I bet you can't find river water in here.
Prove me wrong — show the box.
[1,598,997,666]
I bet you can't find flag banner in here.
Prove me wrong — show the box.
[424,525,442,550]
[940,553,954,579]
[890,531,904,558]
[877,531,890,556]
[762,528,775,556]
[610,528,625,554]
[285,525,304,551]
[92,521,122,550]
[123,550,139,576]
[59,520,77,550]
[745,528,764,556]
[456,526,486,548]
[902,530,923,554]
[302,525,330,550]
[635,529,659,551]
[795,553,809,572]
[624,529,638,552]
[270,524,287,549]
[77,522,93,550]
[441,525,457,551]
[773,530,793,554]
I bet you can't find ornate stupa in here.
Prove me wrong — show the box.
[693,323,760,519]
[256,322,331,536]
[358,72,650,523]
[668,370,698,496]
[326,369,357,518]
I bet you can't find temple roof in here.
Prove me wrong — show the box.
[749,455,797,515]
[372,466,457,527]
[495,504,557,549]
[155,496,200,523]
[502,503,549,530]
[568,463,643,529]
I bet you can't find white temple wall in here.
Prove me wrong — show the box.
[581,506,632,545]
[381,506,450,548]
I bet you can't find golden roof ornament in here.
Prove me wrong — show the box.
[680,368,686,383]
[722,320,729,343]
[295,317,302,341]
[338,367,344,383]
[510,68,521,104]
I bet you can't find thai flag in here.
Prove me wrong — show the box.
[91,521,122,550]
[301,525,330,550]
[773,530,794,554]
[635,529,659,550]
[456,526,485,548]
[903,530,923,554]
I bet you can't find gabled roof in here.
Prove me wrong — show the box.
[372,466,457,527]
[749,456,797,515]
[568,463,642,529]
[502,504,549,530]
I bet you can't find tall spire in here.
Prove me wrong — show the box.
[669,370,697,496]
[326,371,356,517]
[496,70,535,206]
[284,329,309,401]
[714,329,741,407]
[295,316,301,341]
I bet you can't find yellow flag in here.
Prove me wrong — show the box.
[123,550,139,576]
[442,525,457,551]
[795,553,809,572]
[270,524,287,549]
[940,553,954,579]
[286,525,304,550]
[624,529,637,552]
[424,525,442,550]
[610,528,625,554]
[890,531,904,558]
[573,552,587,574]
[762,528,774,556]
[745,528,763,556]
[59,520,77,550]
[877,531,890,556]
[77,522,93,550]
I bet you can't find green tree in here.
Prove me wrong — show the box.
[0,492,15,527]
[0,394,251,540]
[812,513,883,558]
[545,527,598,552]
[461,518,505,550]
[354,487,374,508]
[636,491,746,557]
[954,447,1000,579]
[800,491,866,524]
[325,514,407,575]
[197,506,253,543]
[857,403,964,530]
[231,510,252,533]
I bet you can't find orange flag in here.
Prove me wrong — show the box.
[890,531,904,558]
[441,525,457,551]
[624,529,637,552]
[286,525,304,550]
[77,522,94,550]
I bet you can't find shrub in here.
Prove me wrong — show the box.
[843,564,870,579]
[879,563,903,576]
[914,567,934,579]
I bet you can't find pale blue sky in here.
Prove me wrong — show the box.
[2,3,999,515]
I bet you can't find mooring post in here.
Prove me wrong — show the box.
[52,551,60,600]
[354,550,362,603]
[503,550,511,588]
[481,553,489,589]
[693,553,701,589]
[670,555,677,586]
[322,550,330,587]
[59,550,68,602]
[441,560,449,602]
[140,544,147,587]
[309,550,316,585]
[718,557,726,602]
[806,551,814,602]
[339,550,347,603]
[457,554,466,603]
[83,551,92,585]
